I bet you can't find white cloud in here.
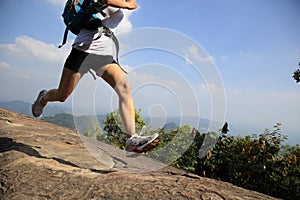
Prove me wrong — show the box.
[0,35,73,102]
[0,61,11,70]
[199,83,223,93]
[221,55,229,62]
[115,9,135,34]
[185,45,214,65]
[0,35,70,64]
[185,55,193,65]
[0,61,30,80]
[126,70,185,101]
[46,0,65,7]
[121,64,134,73]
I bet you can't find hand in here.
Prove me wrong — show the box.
[125,0,138,10]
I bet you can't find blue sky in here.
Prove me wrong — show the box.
[0,0,299,144]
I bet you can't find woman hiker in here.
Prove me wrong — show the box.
[32,0,159,157]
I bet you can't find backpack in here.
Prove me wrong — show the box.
[59,0,107,48]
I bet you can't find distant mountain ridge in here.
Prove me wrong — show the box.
[144,116,219,133]
[0,100,71,117]
[42,113,108,134]
[0,100,31,116]
[0,101,217,133]
[1,100,298,144]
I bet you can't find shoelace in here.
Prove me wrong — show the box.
[131,126,148,145]
[138,126,147,136]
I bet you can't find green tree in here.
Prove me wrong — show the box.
[175,123,299,199]
[83,122,106,141]
[149,125,194,166]
[102,109,147,149]
[293,69,300,83]
[292,62,300,83]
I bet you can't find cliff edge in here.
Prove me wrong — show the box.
[0,108,278,200]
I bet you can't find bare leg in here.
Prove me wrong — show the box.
[42,68,83,105]
[99,64,135,137]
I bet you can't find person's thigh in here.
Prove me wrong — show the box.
[100,63,128,91]
[57,67,83,98]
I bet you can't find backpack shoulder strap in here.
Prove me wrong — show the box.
[58,0,92,48]
[58,0,106,48]
[80,0,92,10]
[58,28,69,48]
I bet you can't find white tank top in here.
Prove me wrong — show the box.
[72,7,124,56]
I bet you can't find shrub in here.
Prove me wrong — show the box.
[86,111,300,199]
[188,123,300,199]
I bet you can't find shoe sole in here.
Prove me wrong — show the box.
[125,133,159,157]
[32,90,47,118]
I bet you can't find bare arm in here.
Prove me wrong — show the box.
[105,0,138,10]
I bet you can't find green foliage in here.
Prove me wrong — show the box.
[93,110,146,149]
[85,110,299,199]
[293,68,300,83]
[83,129,93,138]
[148,125,194,166]
[292,62,300,83]
[83,123,107,141]
[42,113,75,129]
[102,110,126,148]
[174,122,299,200]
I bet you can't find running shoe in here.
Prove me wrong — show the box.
[125,126,159,157]
[32,90,47,118]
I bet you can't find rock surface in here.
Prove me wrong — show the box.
[0,108,278,200]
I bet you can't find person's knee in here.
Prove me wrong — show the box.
[116,80,132,100]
